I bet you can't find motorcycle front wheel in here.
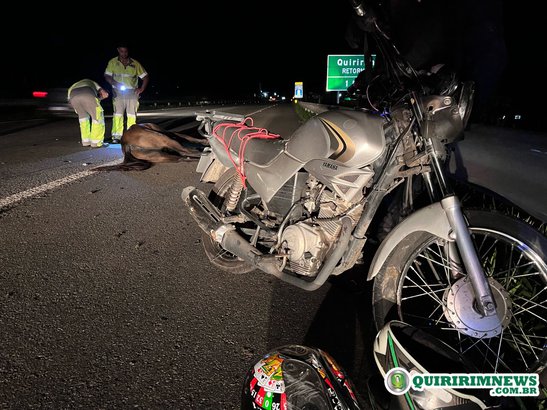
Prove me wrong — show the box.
[372,210,547,374]
[201,168,255,274]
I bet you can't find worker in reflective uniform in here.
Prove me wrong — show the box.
[67,79,109,148]
[104,43,149,143]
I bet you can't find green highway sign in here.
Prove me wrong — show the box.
[326,54,375,92]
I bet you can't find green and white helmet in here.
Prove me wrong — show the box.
[373,321,496,410]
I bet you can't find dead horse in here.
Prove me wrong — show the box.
[94,123,209,171]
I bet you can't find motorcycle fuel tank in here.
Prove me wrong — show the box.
[287,109,387,167]
[245,108,387,203]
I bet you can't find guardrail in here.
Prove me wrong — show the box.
[139,97,263,110]
[298,102,331,115]
[294,101,333,122]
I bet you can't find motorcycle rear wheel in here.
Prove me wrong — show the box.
[372,210,547,374]
[201,169,255,274]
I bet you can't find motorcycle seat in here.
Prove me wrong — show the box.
[212,122,286,166]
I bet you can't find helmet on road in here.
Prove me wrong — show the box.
[241,344,362,410]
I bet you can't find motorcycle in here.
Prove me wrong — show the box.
[182,0,547,381]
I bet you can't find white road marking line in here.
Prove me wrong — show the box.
[246,105,277,116]
[0,159,121,210]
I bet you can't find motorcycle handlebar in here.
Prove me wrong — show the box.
[195,110,246,137]
[195,111,245,123]
[346,0,423,92]
[349,0,365,17]
[347,0,381,34]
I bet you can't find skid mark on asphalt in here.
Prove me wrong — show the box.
[0,159,120,210]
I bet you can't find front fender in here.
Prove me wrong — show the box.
[367,202,452,280]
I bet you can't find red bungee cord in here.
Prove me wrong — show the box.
[212,117,280,187]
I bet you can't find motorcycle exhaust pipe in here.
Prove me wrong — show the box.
[221,216,353,291]
[182,186,353,291]
[181,186,223,233]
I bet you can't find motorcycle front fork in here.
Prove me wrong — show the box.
[422,140,497,317]
[442,196,497,316]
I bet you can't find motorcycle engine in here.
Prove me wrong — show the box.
[280,188,362,277]
[281,223,328,276]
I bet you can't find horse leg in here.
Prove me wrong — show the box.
[131,150,192,163]
[139,123,164,132]
[173,132,210,146]
[139,133,201,157]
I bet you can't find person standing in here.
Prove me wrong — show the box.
[67,79,109,148]
[104,43,149,143]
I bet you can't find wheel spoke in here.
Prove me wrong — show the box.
[502,334,544,354]
[418,247,449,272]
[427,302,443,319]
[505,327,531,369]
[401,312,453,327]
[512,294,547,314]
[456,330,463,355]
[461,335,488,355]
[402,283,446,289]
[511,300,547,323]
[511,319,540,361]
[492,261,535,279]
[393,225,547,375]
[514,286,547,305]
[475,337,512,372]
[433,307,447,326]
[494,328,504,373]
[507,243,514,283]
[506,253,526,283]
[405,268,446,306]
[476,233,489,255]
[480,238,500,263]
[400,287,446,301]
[411,248,448,286]
[501,271,542,279]
[481,338,496,372]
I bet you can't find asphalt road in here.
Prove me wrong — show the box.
[0,104,374,409]
[448,124,547,223]
[2,103,546,409]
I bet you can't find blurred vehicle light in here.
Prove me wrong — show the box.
[33,87,74,117]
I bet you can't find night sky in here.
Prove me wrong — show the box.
[2,2,351,99]
[2,0,545,117]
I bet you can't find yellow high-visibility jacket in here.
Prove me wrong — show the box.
[104,57,147,90]
[67,79,101,100]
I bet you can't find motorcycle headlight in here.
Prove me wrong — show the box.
[419,80,475,145]
[120,85,127,91]
[457,81,475,129]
